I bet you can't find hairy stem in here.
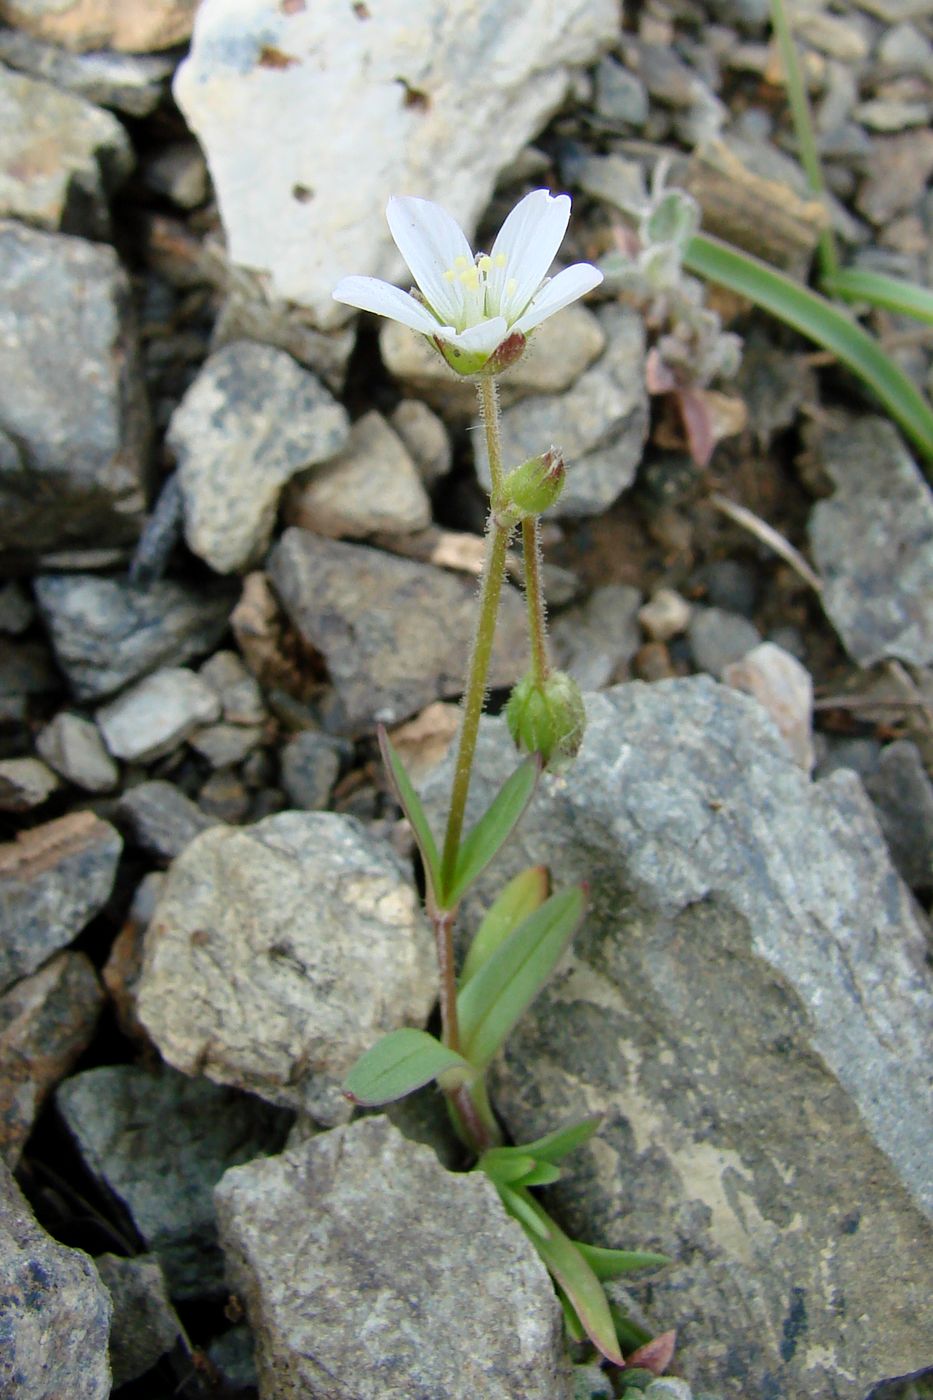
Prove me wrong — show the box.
[521,515,550,685]
[430,905,461,1054]
[478,375,504,504]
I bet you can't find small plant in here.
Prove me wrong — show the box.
[334,190,669,1368]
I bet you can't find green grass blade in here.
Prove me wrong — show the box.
[378,727,442,902]
[683,233,933,463]
[457,885,586,1070]
[575,1241,671,1280]
[518,1115,603,1164]
[343,1028,471,1107]
[499,1186,624,1365]
[460,865,549,986]
[444,756,539,908]
[821,267,933,326]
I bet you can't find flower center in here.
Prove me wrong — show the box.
[442,252,518,329]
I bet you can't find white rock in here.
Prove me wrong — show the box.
[638,587,692,642]
[173,0,618,327]
[723,641,814,773]
[97,668,221,763]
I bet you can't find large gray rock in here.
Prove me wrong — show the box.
[0,1159,111,1400]
[475,305,649,517]
[809,418,933,667]
[94,1253,181,1387]
[137,811,435,1124]
[422,679,933,1398]
[215,1116,574,1400]
[0,68,133,237]
[0,222,150,559]
[33,572,232,701]
[0,27,173,117]
[174,0,616,326]
[268,527,528,733]
[56,1063,290,1300]
[167,341,349,574]
[0,811,122,995]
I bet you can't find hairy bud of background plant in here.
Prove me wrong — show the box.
[500,447,565,522]
[506,669,586,769]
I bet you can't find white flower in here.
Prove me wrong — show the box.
[333,189,603,377]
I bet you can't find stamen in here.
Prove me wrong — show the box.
[477,254,492,274]
[506,277,517,297]
[494,253,508,268]
[443,269,456,281]
[453,255,469,269]
[460,266,480,291]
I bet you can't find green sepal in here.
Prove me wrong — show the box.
[460,865,549,986]
[498,1185,623,1365]
[343,1028,472,1107]
[443,755,539,908]
[457,884,586,1069]
[378,727,442,904]
[574,1241,671,1280]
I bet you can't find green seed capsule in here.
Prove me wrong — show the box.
[506,669,586,770]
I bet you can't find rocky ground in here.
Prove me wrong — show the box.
[0,0,932,1398]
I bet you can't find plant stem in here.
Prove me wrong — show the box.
[439,381,512,893]
[769,0,839,280]
[521,516,550,684]
[430,906,461,1053]
[478,375,504,504]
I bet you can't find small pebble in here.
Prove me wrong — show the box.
[280,730,342,811]
[199,769,251,823]
[36,711,119,793]
[639,588,692,642]
[634,641,677,682]
[688,606,761,678]
[97,668,221,764]
[0,756,59,811]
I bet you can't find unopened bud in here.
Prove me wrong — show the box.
[500,448,565,521]
[506,669,586,770]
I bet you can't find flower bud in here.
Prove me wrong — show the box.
[506,669,586,770]
[500,447,565,521]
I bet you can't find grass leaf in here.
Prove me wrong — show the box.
[518,1115,604,1164]
[575,1241,671,1280]
[821,267,933,326]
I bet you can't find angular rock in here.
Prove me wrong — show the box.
[285,410,432,539]
[94,1253,181,1388]
[552,584,642,690]
[137,811,435,1124]
[33,572,232,702]
[422,680,933,1399]
[0,1160,111,1400]
[0,811,122,995]
[687,605,761,678]
[475,306,648,517]
[0,27,172,117]
[0,68,133,238]
[856,128,933,225]
[0,950,103,1167]
[0,222,150,559]
[56,1063,290,1299]
[174,0,617,326]
[725,640,814,771]
[167,341,349,573]
[268,527,528,732]
[0,0,197,53]
[809,418,933,667]
[187,721,264,768]
[215,1117,573,1400]
[117,780,221,862]
[0,756,59,812]
[36,712,119,793]
[279,729,342,810]
[390,398,452,486]
[198,649,267,725]
[381,302,607,419]
[96,668,221,763]
[865,740,933,893]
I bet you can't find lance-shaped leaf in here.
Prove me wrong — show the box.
[343,1028,471,1107]
[460,865,549,986]
[378,727,442,902]
[458,885,585,1069]
[442,755,539,908]
[575,1241,671,1279]
[518,1114,603,1164]
[476,1150,539,1186]
[498,1185,623,1365]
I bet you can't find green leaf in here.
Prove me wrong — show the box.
[682,233,933,466]
[515,1160,562,1187]
[477,1149,539,1185]
[378,727,442,902]
[519,1115,603,1164]
[460,865,549,986]
[500,1186,623,1365]
[343,1028,471,1107]
[574,1242,671,1280]
[457,885,586,1070]
[821,267,933,327]
[556,1285,587,1345]
[443,755,539,907]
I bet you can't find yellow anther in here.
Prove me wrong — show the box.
[477,254,492,274]
[506,277,518,297]
[453,255,469,269]
[443,269,456,281]
[460,266,480,290]
[494,252,507,268]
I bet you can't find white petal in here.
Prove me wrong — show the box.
[387,196,474,324]
[512,263,603,334]
[333,275,448,335]
[442,317,510,356]
[490,189,571,320]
